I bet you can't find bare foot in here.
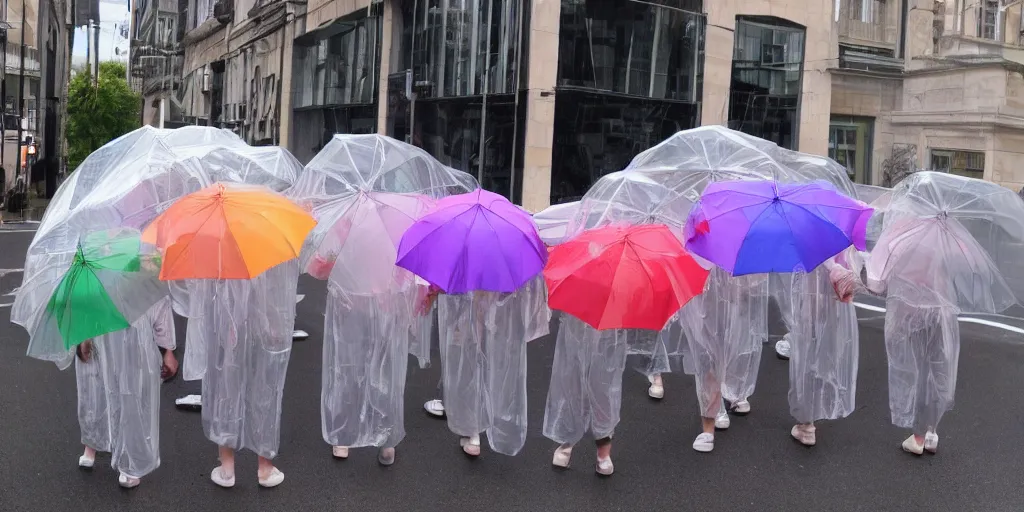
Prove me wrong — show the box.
[161,350,179,381]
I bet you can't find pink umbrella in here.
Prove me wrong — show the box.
[302,191,435,295]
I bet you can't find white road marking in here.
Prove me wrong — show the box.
[0,229,37,233]
[854,302,1024,335]
[853,301,886,313]
[959,317,1024,335]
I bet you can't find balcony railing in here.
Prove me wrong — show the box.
[3,44,41,75]
[837,0,901,50]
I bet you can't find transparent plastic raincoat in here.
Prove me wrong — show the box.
[438,275,550,455]
[778,252,860,424]
[289,134,479,451]
[171,263,300,459]
[542,314,632,445]
[668,267,769,417]
[865,172,1024,434]
[76,298,175,479]
[542,171,691,445]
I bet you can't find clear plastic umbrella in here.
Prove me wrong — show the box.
[862,171,1024,441]
[199,146,302,193]
[625,125,857,200]
[288,134,479,209]
[533,200,580,246]
[290,134,479,456]
[867,171,1024,313]
[15,127,208,328]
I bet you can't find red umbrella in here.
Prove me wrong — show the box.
[544,224,710,331]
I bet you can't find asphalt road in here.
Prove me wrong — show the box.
[2,228,1024,512]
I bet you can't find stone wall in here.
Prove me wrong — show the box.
[830,72,902,184]
[702,0,837,155]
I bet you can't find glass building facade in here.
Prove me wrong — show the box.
[392,0,529,200]
[728,16,805,150]
[550,0,704,203]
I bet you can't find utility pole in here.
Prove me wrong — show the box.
[15,0,25,193]
[1,0,9,170]
[92,18,98,85]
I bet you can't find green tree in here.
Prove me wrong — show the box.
[66,61,141,170]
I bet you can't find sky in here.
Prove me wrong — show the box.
[71,0,130,66]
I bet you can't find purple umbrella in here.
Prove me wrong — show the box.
[396,189,547,293]
[684,180,874,276]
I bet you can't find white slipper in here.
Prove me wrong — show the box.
[118,473,140,488]
[460,435,481,456]
[552,444,573,468]
[292,330,309,340]
[210,466,235,488]
[259,467,285,488]
[78,455,95,468]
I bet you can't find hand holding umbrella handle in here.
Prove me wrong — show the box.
[140,254,162,274]
[829,266,860,303]
[417,285,441,316]
[76,340,94,363]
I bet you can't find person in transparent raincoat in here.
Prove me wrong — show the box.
[543,316,643,476]
[431,276,550,458]
[782,251,861,447]
[172,262,300,488]
[75,297,175,488]
[831,172,1024,455]
[668,267,768,453]
[303,198,434,466]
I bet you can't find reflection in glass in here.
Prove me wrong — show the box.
[396,0,527,200]
[412,94,521,197]
[551,0,704,204]
[558,0,703,102]
[290,12,382,163]
[728,17,805,150]
[403,0,522,98]
[293,17,381,109]
[550,90,700,204]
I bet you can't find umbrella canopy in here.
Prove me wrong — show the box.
[685,180,874,275]
[200,145,302,192]
[288,134,479,209]
[13,228,166,361]
[533,200,580,246]
[545,224,709,331]
[868,171,1024,312]
[301,191,434,294]
[396,189,547,293]
[626,125,858,199]
[143,182,316,280]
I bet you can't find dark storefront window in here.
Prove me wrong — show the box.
[551,0,704,204]
[291,11,382,163]
[728,16,805,150]
[398,0,527,200]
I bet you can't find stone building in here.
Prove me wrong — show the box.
[152,0,1024,210]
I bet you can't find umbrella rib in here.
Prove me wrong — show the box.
[476,209,519,289]
[160,200,224,280]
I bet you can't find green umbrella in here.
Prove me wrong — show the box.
[41,230,162,350]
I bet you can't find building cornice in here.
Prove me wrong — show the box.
[892,109,1024,130]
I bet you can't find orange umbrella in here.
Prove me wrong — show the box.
[143,182,316,280]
